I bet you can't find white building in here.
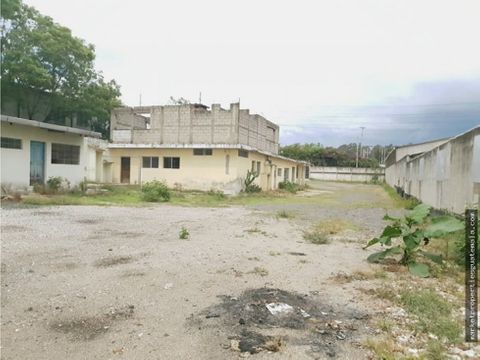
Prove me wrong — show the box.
[1,115,108,192]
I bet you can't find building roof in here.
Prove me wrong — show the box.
[1,115,102,138]
[108,142,308,164]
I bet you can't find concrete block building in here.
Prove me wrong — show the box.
[108,103,307,194]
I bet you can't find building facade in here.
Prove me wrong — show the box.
[1,115,108,192]
[108,103,306,194]
[385,127,480,214]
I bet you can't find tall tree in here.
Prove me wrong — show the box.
[1,0,121,137]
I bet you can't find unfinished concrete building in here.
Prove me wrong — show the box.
[108,103,306,194]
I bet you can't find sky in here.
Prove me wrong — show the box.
[25,0,480,147]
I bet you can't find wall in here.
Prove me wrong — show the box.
[1,122,88,190]
[385,138,450,167]
[385,127,480,214]
[309,166,384,182]
[107,147,304,194]
[110,103,280,154]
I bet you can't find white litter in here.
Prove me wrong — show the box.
[300,309,310,318]
[266,302,293,315]
[164,283,173,290]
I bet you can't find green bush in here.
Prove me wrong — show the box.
[179,227,189,239]
[141,181,171,202]
[278,181,298,193]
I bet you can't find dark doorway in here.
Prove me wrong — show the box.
[120,157,130,183]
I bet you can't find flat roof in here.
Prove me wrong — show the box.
[1,115,102,138]
[108,143,308,164]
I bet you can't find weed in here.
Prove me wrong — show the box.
[248,267,269,277]
[245,227,268,236]
[141,181,171,202]
[269,251,281,256]
[381,183,419,209]
[179,227,189,240]
[399,289,460,343]
[303,229,329,244]
[425,340,448,360]
[375,318,395,332]
[362,336,398,360]
[276,210,295,219]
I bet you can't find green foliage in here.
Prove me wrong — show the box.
[46,176,63,192]
[179,227,189,239]
[141,181,171,202]
[244,170,261,193]
[400,289,460,343]
[0,0,121,137]
[277,210,295,219]
[280,143,385,168]
[365,204,464,277]
[303,229,329,244]
[279,181,296,193]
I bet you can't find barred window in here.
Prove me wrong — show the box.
[142,156,159,168]
[51,143,80,165]
[193,148,212,156]
[238,149,248,158]
[278,168,282,176]
[1,137,22,149]
[164,157,180,169]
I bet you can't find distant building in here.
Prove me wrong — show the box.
[108,103,307,194]
[1,115,109,192]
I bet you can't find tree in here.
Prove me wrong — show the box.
[1,0,121,137]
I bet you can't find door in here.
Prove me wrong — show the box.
[30,141,45,185]
[120,157,130,183]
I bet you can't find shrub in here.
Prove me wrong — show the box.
[278,181,299,193]
[141,181,171,202]
[303,229,329,244]
[46,176,63,192]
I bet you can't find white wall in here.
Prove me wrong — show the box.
[1,122,89,190]
[385,127,480,214]
[310,166,384,182]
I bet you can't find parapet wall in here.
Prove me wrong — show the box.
[385,126,480,214]
[110,103,279,154]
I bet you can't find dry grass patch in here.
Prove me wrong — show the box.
[248,267,269,277]
[94,255,134,268]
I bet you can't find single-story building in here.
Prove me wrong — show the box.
[1,115,107,192]
[107,144,307,194]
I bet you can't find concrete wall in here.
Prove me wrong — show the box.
[310,166,385,182]
[110,103,279,154]
[385,127,480,214]
[107,147,304,194]
[1,122,89,190]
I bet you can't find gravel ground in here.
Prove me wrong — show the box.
[1,181,398,359]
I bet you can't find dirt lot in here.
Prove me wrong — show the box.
[1,181,400,359]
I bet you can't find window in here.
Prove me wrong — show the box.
[51,143,80,165]
[238,149,248,158]
[257,161,261,174]
[1,137,22,149]
[292,167,295,181]
[284,168,289,182]
[142,156,159,168]
[164,157,180,169]
[251,161,255,171]
[277,168,282,177]
[193,148,212,156]
[296,165,299,179]
[305,166,310,179]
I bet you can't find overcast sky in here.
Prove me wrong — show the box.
[26,0,480,146]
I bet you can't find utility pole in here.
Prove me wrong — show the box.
[356,126,366,168]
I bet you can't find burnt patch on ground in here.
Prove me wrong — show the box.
[193,288,367,358]
[49,305,134,341]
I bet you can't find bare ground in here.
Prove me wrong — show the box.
[1,181,400,359]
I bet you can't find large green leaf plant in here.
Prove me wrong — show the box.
[364,204,463,277]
